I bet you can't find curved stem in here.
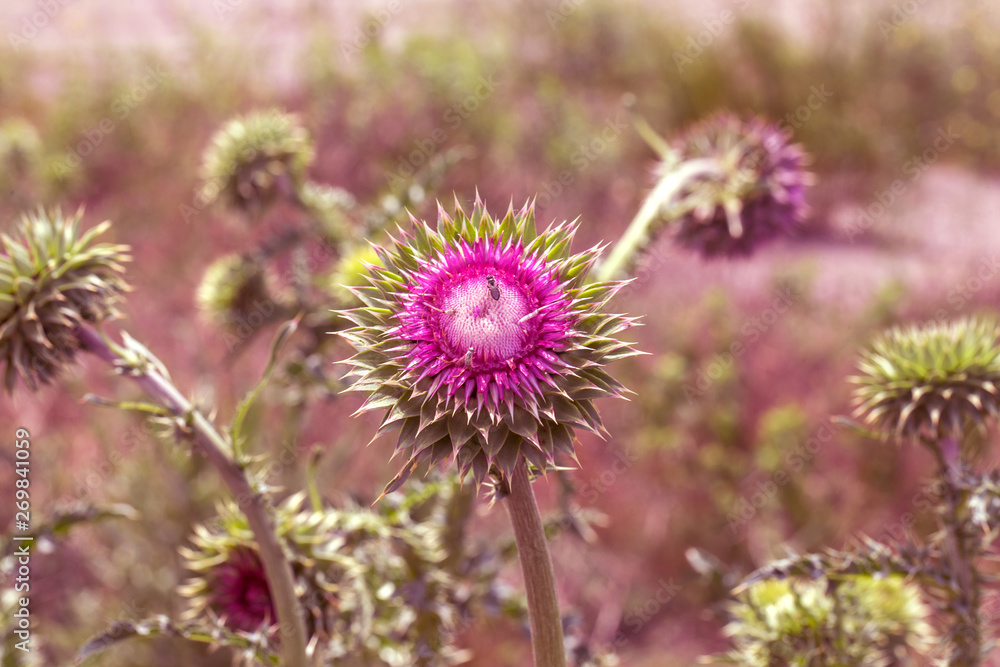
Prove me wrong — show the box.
[505,458,566,667]
[594,157,722,283]
[75,324,309,667]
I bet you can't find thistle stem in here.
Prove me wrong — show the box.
[75,324,310,667]
[505,458,566,667]
[594,157,722,283]
[937,437,981,666]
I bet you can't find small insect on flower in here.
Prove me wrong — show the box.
[486,274,501,301]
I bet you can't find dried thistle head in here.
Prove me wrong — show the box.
[0,209,130,392]
[669,113,811,258]
[339,199,640,493]
[196,254,276,327]
[200,109,314,214]
[852,316,1000,441]
[722,576,931,666]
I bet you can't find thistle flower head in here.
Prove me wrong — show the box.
[196,254,275,327]
[669,113,810,257]
[0,209,129,392]
[340,200,639,492]
[852,317,1000,441]
[723,576,931,666]
[200,110,314,214]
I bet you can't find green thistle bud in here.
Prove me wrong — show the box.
[722,576,931,666]
[196,254,276,327]
[0,119,42,187]
[200,110,314,214]
[852,316,1000,440]
[0,209,130,392]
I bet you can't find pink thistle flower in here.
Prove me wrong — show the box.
[340,199,640,493]
[205,546,276,633]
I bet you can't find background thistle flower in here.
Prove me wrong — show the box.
[180,481,491,665]
[852,316,1000,441]
[340,200,639,491]
[200,109,314,214]
[669,113,811,258]
[719,576,931,666]
[0,209,129,392]
[196,254,277,327]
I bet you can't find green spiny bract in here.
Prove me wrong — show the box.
[339,199,640,493]
[0,209,130,392]
[852,316,1000,441]
[200,109,314,215]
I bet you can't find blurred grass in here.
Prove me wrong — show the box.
[1,0,998,664]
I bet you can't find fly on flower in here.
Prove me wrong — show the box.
[338,199,641,494]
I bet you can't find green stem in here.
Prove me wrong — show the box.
[76,324,310,667]
[505,458,566,667]
[594,157,721,283]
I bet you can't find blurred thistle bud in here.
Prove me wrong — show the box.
[298,181,355,240]
[852,316,1000,441]
[0,119,43,190]
[327,243,380,306]
[339,199,640,494]
[199,109,314,215]
[180,487,478,664]
[721,576,931,666]
[668,113,811,258]
[196,254,277,328]
[0,209,130,392]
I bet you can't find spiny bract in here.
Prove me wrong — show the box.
[852,316,1000,441]
[0,209,129,392]
[339,199,640,492]
[669,113,811,258]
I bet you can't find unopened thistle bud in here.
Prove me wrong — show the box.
[339,199,640,494]
[0,209,129,392]
[852,316,1000,441]
[200,110,314,214]
[669,113,811,257]
[196,254,276,328]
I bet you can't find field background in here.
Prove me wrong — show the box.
[2,0,1000,664]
